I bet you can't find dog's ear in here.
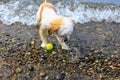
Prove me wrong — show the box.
[48,18,63,34]
[48,29,52,35]
[48,25,59,35]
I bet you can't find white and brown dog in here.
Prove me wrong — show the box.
[35,0,74,50]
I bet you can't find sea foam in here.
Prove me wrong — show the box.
[0,0,120,25]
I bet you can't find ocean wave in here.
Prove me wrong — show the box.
[55,1,120,23]
[0,0,120,25]
[0,0,38,25]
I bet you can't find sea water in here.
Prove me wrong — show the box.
[0,0,120,25]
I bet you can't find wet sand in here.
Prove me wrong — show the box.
[0,21,120,80]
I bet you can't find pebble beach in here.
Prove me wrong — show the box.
[0,21,120,80]
[0,0,120,80]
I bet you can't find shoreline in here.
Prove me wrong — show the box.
[0,21,120,80]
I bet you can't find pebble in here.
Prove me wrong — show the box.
[40,72,46,77]
[15,68,22,73]
[42,65,53,70]
[57,73,65,80]
[26,51,32,55]
[0,74,3,78]
[0,21,120,80]
[28,65,34,71]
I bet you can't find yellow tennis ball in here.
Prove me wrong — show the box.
[46,43,53,50]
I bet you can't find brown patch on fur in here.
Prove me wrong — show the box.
[48,18,64,34]
[40,2,56,20]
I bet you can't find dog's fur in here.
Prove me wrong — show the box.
[35,0,74,50]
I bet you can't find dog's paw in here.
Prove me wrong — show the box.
[41,43,47,48]
[62,46,69,50]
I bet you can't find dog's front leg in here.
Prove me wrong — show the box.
[39,25,48,48]
[55,34,69,50]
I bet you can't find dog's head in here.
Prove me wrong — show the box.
[48,17,74,37]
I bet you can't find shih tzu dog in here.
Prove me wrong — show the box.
[35,0,74,50]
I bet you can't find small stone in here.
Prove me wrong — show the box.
[5,38,8,41]
[96,28,103,34]
[94,50,99,53]
[12,38,15,43]
[31,40,35,45]
[26,51,32,55]
[118,64,120,67]
[62,59,66,63]
[95,59,99,63]
[85,57,88,60]
[0,74,3,78]
[40,72,46,77]
[28,65,34,71]
[110,65,115,70]
[17,31,21,33]
[15,68,22,73]
[7,48,11,51]
[42,65,53,70]
[57,73,65,80]
[79,65,83,70]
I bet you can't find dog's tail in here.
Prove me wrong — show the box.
[44,0,48,3]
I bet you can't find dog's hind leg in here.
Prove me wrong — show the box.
[55,34,69,50]
[39,25,48,48]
